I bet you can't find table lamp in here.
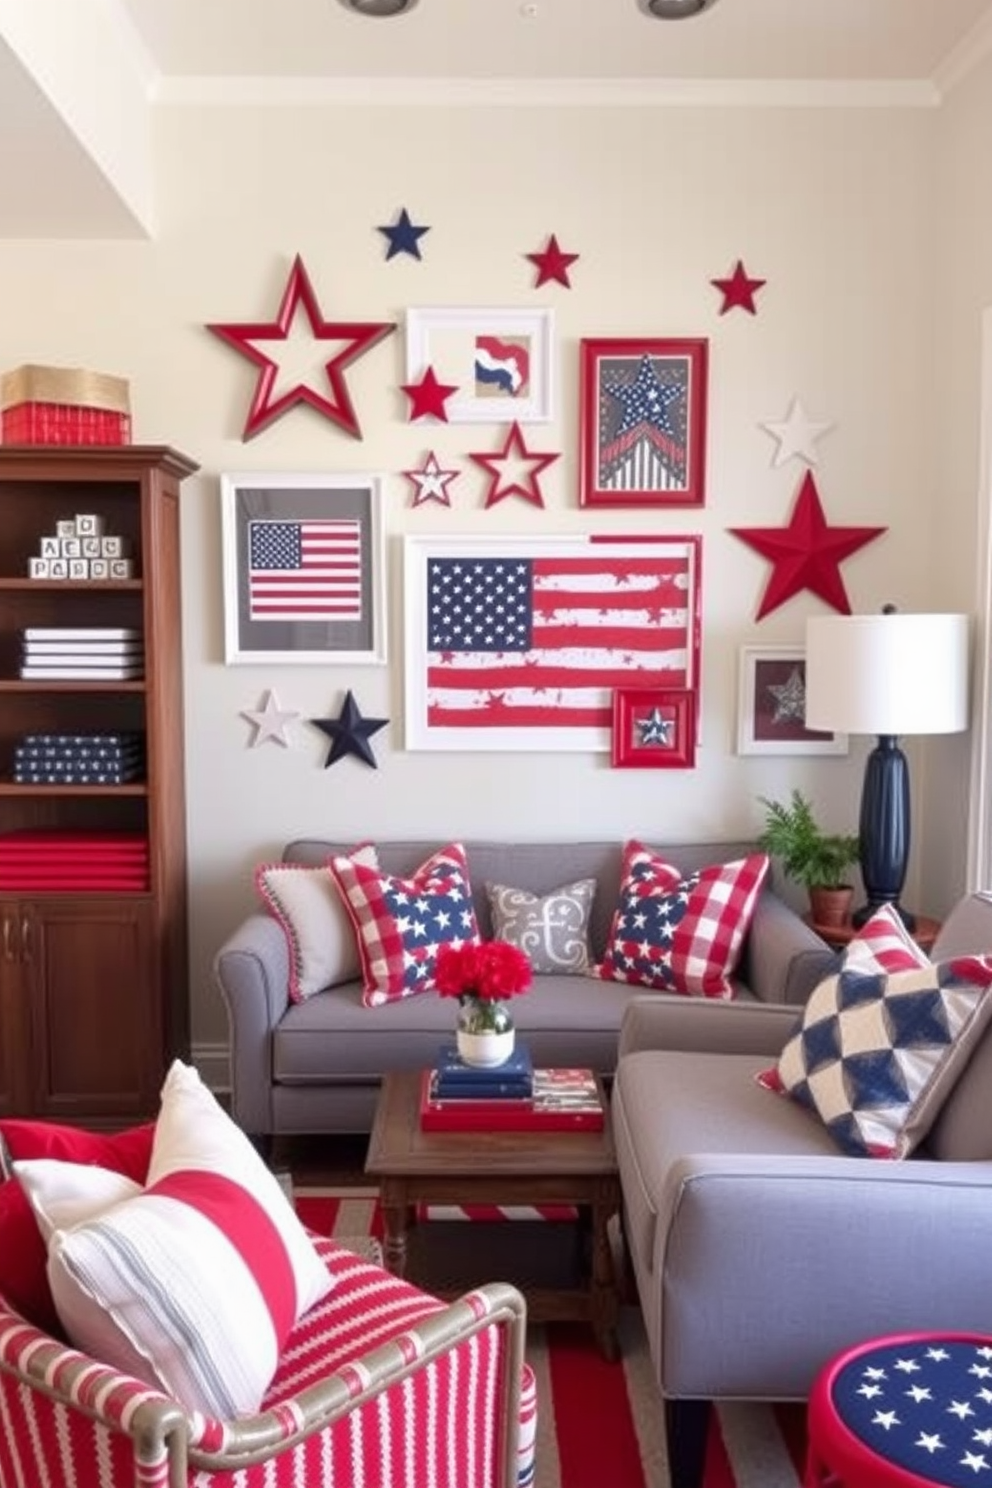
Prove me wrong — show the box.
[803,608,969,929]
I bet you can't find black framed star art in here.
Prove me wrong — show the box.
[611,688,696,770]
[736,646,847,756]
[579,337,708,508]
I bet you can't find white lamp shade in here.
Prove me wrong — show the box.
[804,612,970,737]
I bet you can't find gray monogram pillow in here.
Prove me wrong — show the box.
[486,878,596,975]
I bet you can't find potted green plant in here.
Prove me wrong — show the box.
[757,789,860,927]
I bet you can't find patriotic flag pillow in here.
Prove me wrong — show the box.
[15,1061,333,1419]
[759,955,992,1157]
[595,841,770,998]
[330,841,481,1007]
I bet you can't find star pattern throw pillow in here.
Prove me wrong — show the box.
[759,955,992,1157]
[329,842,480,1007]
[595,841,769,998]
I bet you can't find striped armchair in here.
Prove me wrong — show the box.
[0,1233,536,1488]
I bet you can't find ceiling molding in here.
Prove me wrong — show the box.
[933,7,992,97]
[151,74,940,109]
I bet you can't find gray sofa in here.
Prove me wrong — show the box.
[612,890,992,1488]
[214,838,835,1139]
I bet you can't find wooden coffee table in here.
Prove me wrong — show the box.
[365,1070,622,1360]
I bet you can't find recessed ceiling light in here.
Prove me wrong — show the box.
[638,0,719,17]
[337,0,420,16]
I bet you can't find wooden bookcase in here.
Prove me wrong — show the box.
[0,445,198,1124]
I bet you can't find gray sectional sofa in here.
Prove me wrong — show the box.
[214,838,835,1140]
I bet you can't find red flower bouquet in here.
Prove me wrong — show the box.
[435,940,532,1035]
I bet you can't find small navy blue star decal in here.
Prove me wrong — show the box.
[311,691,388,769]
[377,208,430,261]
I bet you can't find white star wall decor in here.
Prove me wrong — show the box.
[760,397,834,468]
[241,689,300,748]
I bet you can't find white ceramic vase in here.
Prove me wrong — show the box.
[456,1026,516,1069]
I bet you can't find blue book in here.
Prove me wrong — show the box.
[429,1071,534,1103]
[434,1042,533,1099]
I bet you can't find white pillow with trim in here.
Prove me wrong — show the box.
[256,842,378,1001]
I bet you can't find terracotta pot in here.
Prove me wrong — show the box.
[809,885,854,929]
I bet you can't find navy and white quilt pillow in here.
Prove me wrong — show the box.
[595,841,769,999]
[758,953,992,1157]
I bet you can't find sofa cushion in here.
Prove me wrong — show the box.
[486,877,596,974]
[330,841,480,1007]
[841,904,931,975]
[759,955,992,1157]
[0,1119,154,1335]
[15,1061,332,1418]
[595,841,769,998]
[257,842,378,1001]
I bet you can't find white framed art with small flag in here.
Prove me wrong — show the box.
[403,533,701,751]
[220,472,387,665]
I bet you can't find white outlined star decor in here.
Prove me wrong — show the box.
[403,451,459,508]
[207,255,396,441]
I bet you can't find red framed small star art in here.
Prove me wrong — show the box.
[611,688,696,769]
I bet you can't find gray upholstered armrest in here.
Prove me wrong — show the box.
[213,912,291,1136]
[617,995,800,1060]
[657,1155,992,1398]
[741,890,836,1004]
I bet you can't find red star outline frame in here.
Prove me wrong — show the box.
[207,254,396,441]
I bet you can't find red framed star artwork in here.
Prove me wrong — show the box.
[611,688,696,769]
[579,337,708,508]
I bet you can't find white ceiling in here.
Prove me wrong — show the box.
[4,0,992,239]
[121,0,992,86]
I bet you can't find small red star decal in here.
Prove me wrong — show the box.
[526,233,580,289]
[729,471,886,620]
[469,421,560,509]
[207,255,395,440]
[711,259,766,316]
[400,366,459,422]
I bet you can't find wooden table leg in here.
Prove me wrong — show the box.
[590,1183,621,1362]
[380,1181,410,1278]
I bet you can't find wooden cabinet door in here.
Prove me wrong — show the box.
[0,900,30,1115]
[22,898,160,1121]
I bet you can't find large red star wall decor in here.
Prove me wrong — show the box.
[728,471,886,620]
[469,421,560,509]
[207,255,396,441]
[710,259,766,315]
[526,233,580,288]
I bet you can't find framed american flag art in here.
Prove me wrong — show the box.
[579,337,708,508]
[220,472,387,664]
[403,533,701,751]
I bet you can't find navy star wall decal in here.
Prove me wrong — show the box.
[377,208,430,261]
[206,255,396,441]
[311,691,388,770]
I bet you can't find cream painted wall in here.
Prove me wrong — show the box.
[923,53,992,908]
[0,100,943,1050]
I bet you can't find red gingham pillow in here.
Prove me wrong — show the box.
[329,842,481,1007]
[595,841,770,998]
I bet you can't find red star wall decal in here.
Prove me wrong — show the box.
[728,471,886,620]
[401,366,458,422]
[711,259,766,315]
[526,233,580,288]
[469,421,560,509]
[207,254,396,441]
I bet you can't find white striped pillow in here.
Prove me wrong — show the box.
[15,1061,332,1419]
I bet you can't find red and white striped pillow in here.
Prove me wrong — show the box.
[15,1061,332,1419]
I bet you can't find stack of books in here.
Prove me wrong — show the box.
[0,829,150,892]
[12,731,146,785]
[420,1047,604,1133]
[19,626,144,681]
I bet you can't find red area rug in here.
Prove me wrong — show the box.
[295,1187,808,1488]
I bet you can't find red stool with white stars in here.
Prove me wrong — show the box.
[806,1333,992,1487]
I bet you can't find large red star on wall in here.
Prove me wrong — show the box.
[710,259,766,315]
[728,471,886,619]
[207,255,396,440]
[469,421,560,509]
